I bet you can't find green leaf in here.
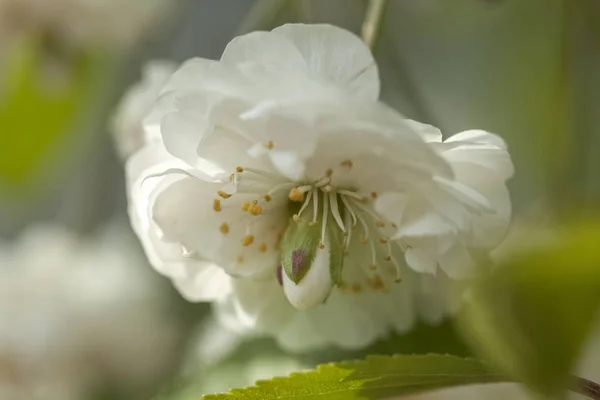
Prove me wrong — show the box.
[202,354,505,400]
[281,218,321,283]
[458,223,600,398]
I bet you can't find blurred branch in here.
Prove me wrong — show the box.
[573,377,600,400]
[361,0,387,50]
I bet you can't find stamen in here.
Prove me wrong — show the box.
[264,194,272,202]
[266,141,274,150]
[369,264,377,270]
[219,223,229,235]
[243,167,286,182]
[296,190,313,220]
[213,199,222,212]
[289,188,305,202]
[259,243,268,253]
[314,177,331,188]
[236,166,244,173]
[354,207,371,243]
[241,202,250,212]
[325,168,333,178]
[351,283,362,293]
[379,238,388,244]
[236,255,244,264]
[371,191,378,199]
[340,195,358,226]
[241,235,254,246]
[319,192,329,249]
[369,240,377,269]
[343,209,352,253]
[217,191,232,199]
[340,160,353,168]
[329,192,345,232]
[338,189,366,202]
[268,182,295,196]
[312,189,319,224]
[369,274,386,291]
[249,204,263,216]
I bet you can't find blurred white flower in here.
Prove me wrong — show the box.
[0,0,172,50]
[0,223,180,400]
[112,61,178,160]
[122,23,513,350]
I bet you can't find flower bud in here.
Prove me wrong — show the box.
[282,238,332,310]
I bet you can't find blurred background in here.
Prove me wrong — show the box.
[0,0,598,399]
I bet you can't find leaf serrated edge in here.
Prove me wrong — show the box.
[201,354,506,400]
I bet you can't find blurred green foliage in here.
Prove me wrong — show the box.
[0,36,107,191]
[459,223,600,398]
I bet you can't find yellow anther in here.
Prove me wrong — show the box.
[219,223,229,235]
[359,236,368,244]
[213,199,222,212]
[241,235,254,246]
[249,204,263,216]
[259,243,268,253]
[368,264,377,271]
[217,191,231,199]
[229,173,235,181]
[318,242,325,249]
[288,188,305,202]
[379,238,388,244]
[369,274,386,291]
[236,166,244,173]
[325,168,333,177]
[384,256,392,261]
[340,160,353,168]
[375,221,385,228]
[266,141,274,150]
[264,194,272,202]
[241,202,250,212]
[370,191,378,199]
[351,283,363,293]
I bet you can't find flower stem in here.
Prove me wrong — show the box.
[573,377,600,399]
[361,0,388,50]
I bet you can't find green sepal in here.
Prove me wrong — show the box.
[327,219,346,287]
[281,217,321,284]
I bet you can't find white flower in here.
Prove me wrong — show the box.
[125,23,513,350]
[112,61,178,160]
[0,223,180,400]
[0,0,171,50]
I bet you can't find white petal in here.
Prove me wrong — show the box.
[273,24,380,101]
[152,177,285,277]
[446,129,508,149]
[172,261,233,302]
[161,111,208,167]
[221,30,306,69]
[404,119,443,143]
[405,248,438,275]
[438,244,476,280]
[374,192,408,230]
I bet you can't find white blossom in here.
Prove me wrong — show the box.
[0,223,180,400]
[0,0,172,50]
[112,61,178,160]
[123,23,513,350]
